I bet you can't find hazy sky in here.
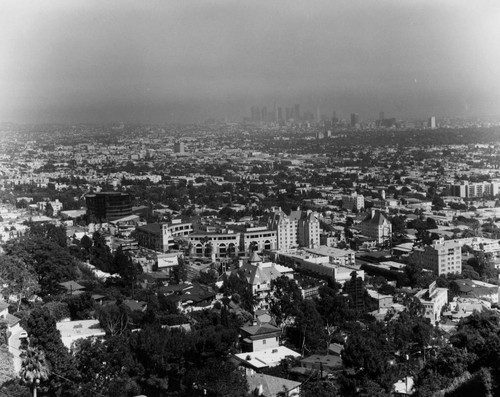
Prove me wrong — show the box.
[1,0,500,123]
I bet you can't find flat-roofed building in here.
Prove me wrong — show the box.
[136,219,193,252]
[85,192,132,222]
[415,281,448,323]
[408,238,462,276]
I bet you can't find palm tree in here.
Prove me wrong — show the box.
[20,347,50,397]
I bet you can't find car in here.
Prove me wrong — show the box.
[19,331,28,339]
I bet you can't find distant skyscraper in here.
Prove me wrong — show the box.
[316,107,321,123]
[278,107,283,122]
[285,107,291,121]
[261,106,268,122]
[350,113,359,127]
[429,116,436,129]
[332,111,338,123]
[294,104,300,121]
[251,106,261,122]
[379,111,385,120]
[174,141,185,154]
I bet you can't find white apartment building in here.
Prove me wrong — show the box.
[449,180,500,198]
[416,281,448,323]
[408,238,462,276]
[342,193,365,211]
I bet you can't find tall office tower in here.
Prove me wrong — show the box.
[86,192,132,222]
[251,106,261,122]
[285,107,291,121]
[278,107,283,122]
[316,107,321,123]
[261,106,268,122]
[379,111,385,120]
[429,116,436,129]
[350,113,359,127]
[332,111,338,123]
[294,104,300,121]
[274,104,279,122]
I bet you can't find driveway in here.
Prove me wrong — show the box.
[8,327,24,375]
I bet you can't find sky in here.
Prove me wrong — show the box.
[1,0,500,123]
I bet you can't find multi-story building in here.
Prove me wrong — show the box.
[85,192,132,222]
[359,209,392,245]
[267,209,320,250]
[135,219,193,252]
[240,226,277,254]
[342,193,365,211]
[408,238,462,276]
[297,211,320,248]
[449,180,500,198]
[267,209,298,250]
[188,230,240,259]
[415,281,448,323]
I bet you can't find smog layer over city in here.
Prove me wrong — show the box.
[1,1,500,397]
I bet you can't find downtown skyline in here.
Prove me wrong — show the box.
[1,0,500,124]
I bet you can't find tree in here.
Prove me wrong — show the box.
[96,303,130,336]
[300,378,339,397]
[25,307,81,396]
[89,231,115,274]
[20,347,50,397]
[114,246,143,296]
[2,235,77,296]
[391,215,406,236]
[0,255,40,311]
[268,276,303,331]
[289,300,326,354]
[44,202,54,218]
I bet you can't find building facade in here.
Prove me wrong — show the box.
[408,238,462,276]
[85,192,132,222]
[359,209,392,245]
[135,219,193,252]
[342,193,365,211]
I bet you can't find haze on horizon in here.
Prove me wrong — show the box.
[1,0,500,124]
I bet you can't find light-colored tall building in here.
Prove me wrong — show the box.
[267,209,321,250]
[429,116,436,129]
[268,209,299,250]
[342,193,365,211]
[298,211,321,248]
[408,238,462,276]
[449,180,500,198]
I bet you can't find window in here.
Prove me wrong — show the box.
[262,339,266,345]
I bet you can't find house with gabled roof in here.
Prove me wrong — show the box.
[239,251,283,309]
